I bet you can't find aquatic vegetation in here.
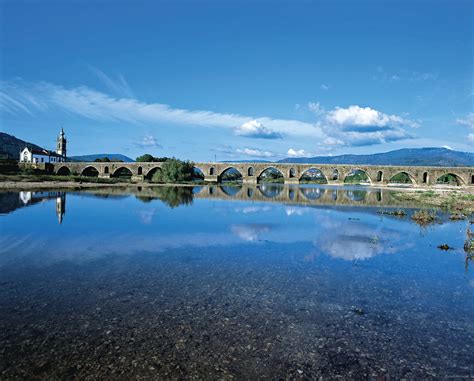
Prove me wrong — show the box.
[449,212,467,220]
[437,244,452,251]
[378,209,406,217]
[411,210,438,225]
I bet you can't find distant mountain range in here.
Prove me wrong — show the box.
[278,148,474,167]
[1,132,473,166]
[69,154,134,162]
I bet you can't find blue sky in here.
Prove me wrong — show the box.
[1,0,472,161]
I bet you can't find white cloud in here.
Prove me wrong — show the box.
[468,133,474,143]
[321,105,416,146]
[235,119,282,139]
[236,148,275,158]
[136,134,162,148]
[231,224,271,242]
[457,113,474,129]
[287,148,312,157]
[326,105,419,132]
[323,137,344,146]
[442,145,453,150]
[320,84,330,90]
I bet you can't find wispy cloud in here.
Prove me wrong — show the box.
[307,101,325,116]
[235,147,275,158]
[320,84,330,90]
[374,66,439,83]
[456,113,474,128]
[456,113,474,143]
[0,79,418,150]
[88,65,134,98]
[0,79,320,139]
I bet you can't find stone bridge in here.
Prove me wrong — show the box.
[52,162,474,187]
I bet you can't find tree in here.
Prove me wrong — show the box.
[94,157,111,162]
[151,158,195,183]
[136,154,155,162]
[136,154,170,162]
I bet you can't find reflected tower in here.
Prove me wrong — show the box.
[56,193,66,224]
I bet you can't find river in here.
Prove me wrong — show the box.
[0,184,473,378]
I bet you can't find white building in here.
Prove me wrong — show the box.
[20,129,67,164]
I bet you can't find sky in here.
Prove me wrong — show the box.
[0,0,473,161]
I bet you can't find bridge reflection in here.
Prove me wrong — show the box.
[86,184,427,209]
[0,184,433,223]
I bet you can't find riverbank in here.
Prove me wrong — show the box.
[392,189,474,214]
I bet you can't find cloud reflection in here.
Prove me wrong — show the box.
[231,224,272,242]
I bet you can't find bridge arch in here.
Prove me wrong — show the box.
[218,167,243,183]
[81,166,100,177]
[248,167,254,176]
[388,171,416,186]
[193,167,205,180]
[257,167,284,184]
[343,168,372,184]
[435,173,464,186]
[112,167,133,178]
[56,166,71,176]
[299,168,328,184]
[331,168,340,181]
[145,167,162,181]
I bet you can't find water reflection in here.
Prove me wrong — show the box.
[258,183,283,198]
[0,185,473,379]
[0,191,66,224]
[300,186,325,200]
[0,185,457,221]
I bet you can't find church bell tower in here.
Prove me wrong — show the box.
[56,128,67,158]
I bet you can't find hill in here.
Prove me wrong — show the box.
[0,132,44,159]
[69,154,134,162]
[278,148,474,167]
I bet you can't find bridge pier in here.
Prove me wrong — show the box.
[243,177,257,184]
[204,175,218,183]
[285,178,300,185]
[131,175,144,183]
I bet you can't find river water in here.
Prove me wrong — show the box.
[0,185,473,379]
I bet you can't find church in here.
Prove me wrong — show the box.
[20,129,67,164]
